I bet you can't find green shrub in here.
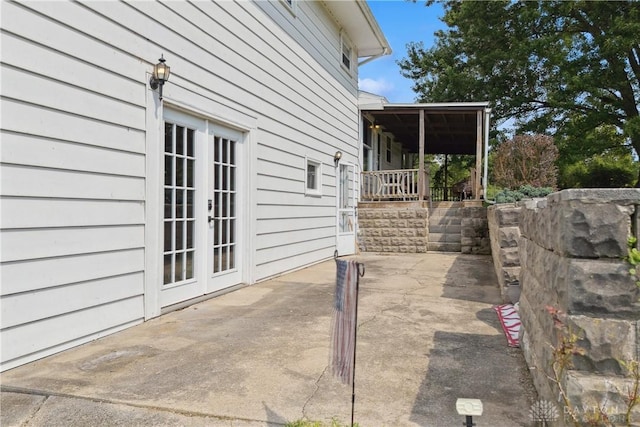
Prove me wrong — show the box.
[493,185,554,204]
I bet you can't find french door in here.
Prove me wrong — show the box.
[160,110,243,308]
[207,126,242,292]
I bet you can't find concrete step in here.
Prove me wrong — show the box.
[429,207,462,218]
[428,224,462,234]
[430,201,465,208]
[428,242,462,252]
[429,232,461,243]
[429,216,462,226]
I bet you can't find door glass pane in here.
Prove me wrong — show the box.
[230,141,236,164]
[176,126,184,155]
[230,193,235,216]
[163,254,173,285]
[222,139,228,164]
[176,190,184,218]
[186,220,194,248]
[164,221,172,252]
[164,123,173,153]
[340,164,349,209]
[222,193,228,217]
[187,159,194,187]
[175,221,184,251]
[164,189,173,219]
[176,157,184,186]
[186,251,194,279]
[340,212,353,233]
[165,156,172,186]
[175,252,184,282]
[187,190,194,218]
[213,247,220,273]
[229,245,235,270]
[187,129,194,157]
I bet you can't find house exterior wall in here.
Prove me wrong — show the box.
[1,0,365,371]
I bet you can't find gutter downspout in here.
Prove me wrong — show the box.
[483,108,491,200]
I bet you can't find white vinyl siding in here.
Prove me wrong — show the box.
[1,1,147,371]
[1,0,363,369]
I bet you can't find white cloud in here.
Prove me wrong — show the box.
[358,77,394,96]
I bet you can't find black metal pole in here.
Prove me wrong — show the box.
[350,268,360,427]
[465,415,474,427]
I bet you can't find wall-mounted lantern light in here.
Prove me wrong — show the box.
[150,55,171,100]
[369,121,381,130]
[334,151,343,165]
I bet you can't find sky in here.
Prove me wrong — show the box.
[359,0,446,103]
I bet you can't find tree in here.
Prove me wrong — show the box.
[561,151,638,189]
[399,0,640,186]
[492,134,558,189]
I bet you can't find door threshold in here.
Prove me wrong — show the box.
[160,282,249,315]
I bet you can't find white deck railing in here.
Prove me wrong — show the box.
[361,169,429,202]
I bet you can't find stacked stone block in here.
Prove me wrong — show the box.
[518,189,640,425]
[487,204,523,301]
[461,206,491,255]
[357,204,428,253]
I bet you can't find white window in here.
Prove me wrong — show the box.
[305,157,322,196]
[341,32,353,72]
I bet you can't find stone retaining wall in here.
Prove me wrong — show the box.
[487,204,523,302]
[517,189,640,425]
[357,203,429,253]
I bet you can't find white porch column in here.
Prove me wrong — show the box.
[418,109,425,201]
[475,110,483,200]
[483,108,491,200]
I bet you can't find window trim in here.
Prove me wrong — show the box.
[305,156,323,197]
[340,31,354,74]
[280,0,296,16]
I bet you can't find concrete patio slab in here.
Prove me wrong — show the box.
[1,253,537,426]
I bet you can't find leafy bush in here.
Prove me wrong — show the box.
[492,134,559,189]
[493,185,554,204]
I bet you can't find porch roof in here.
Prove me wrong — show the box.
[360,97,490,155]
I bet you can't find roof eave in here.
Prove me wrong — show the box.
[322,0,391,59]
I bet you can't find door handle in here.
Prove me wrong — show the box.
[208,216,214,223]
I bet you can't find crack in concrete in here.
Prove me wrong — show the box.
[358,280,426,331]
[301,365,329,420]
[1,386,267,425]
[23,393,49,426]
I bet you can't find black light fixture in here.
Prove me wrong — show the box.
[150,55,171,100]
[334,151,343,165]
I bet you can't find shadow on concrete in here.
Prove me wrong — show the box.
[475,306,503,334]
[409,330,532,427]
[262,402,287,426]
[442,255,503,304]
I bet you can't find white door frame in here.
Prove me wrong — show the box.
[144,89,255,319]
[336,161,357,256]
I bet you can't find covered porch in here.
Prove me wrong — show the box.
[358,93,491,204]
